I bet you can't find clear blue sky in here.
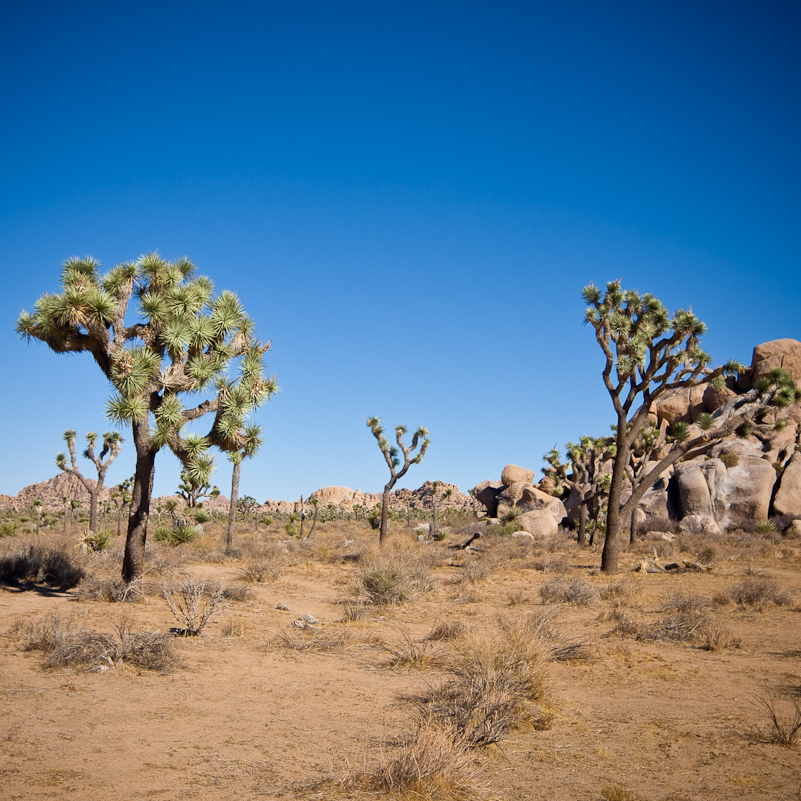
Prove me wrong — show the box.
[2,1,799,503]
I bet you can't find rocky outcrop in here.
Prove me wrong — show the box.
[473,464,567,535]
[774,452,801,517]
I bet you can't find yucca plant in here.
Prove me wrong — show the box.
[18,254,277,583]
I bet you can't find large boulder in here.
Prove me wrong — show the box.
[501,464,535,487]
[774,451,801,517]
[517,510,559,539]
[497,483,566,524]
[673,456,777,531]
[473,480,504,517]
[678,515,722,536]
[654,385,706,425]
[311,486,357,509]
[751,339,801,385]
[702,383,737,413]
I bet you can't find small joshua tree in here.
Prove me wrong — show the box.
[177,469,219,508]
[226,424,263,548]
[544,435,615,547]
[367,417,429,544]
[57,429,123,534]
[584,280,800,573]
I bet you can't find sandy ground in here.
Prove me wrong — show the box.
[1,524,800,801]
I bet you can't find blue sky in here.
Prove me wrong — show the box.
[2,1,799,503]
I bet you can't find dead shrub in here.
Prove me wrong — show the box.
[219,618,245,637]
[605,606,643,638]
[539,576,599,606]
[75,574,143,603]
[518,608,594,663]
[366,718,484,800]
[661,591,709,615]
[697,620,741,652]
[599,580,631,601]
[356,555,434,605]
[18,612,177,672]
[638,612,708,644]
[753,694,801,746]
[161,576,226,635]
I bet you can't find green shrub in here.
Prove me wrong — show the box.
[0,544,85,589]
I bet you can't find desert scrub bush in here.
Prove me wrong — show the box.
[364,718,483,801]
[753,694,801,746]
[539,576,599,606]
[219,618,245,637]
[0,543,85,589]
[661,591,709,615]
[161,576,226,635]
[755,518,777,534]
[220,583,255,602]
[356,554,434,605]
[717,577,792,610]
[0,521,17,537]
[338,598,369,622]
[18,611,177,672]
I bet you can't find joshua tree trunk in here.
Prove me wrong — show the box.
[122,422,157,584]
[227,457,242,549]
[299,495,305,540]
[601,438,628,574]
[379,485,393,544]
[577,502,589,547]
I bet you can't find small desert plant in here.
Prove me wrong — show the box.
[426,620,467,642]
[601,785,638,801]
[221,583,256,602]
[339,598,369,622]
[756,519,778,534]
[356,555,434,605]
[661,591,709,615]
[76,574,141,603]
[539,576,599,606]
[161,576,226,635]
[272,628,354,653]
[77,529,113,552]
[0,521,17,537]
[719,452,740,468]
[501,507,523,524]
[753,694,801,746]
[219,619,245,637]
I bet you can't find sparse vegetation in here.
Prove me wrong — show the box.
[356,554,434,604]
[161,576,226,635]
[753,694,801,746]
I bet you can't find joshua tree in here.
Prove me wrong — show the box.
[32,500,43,535]
[56,429,123,534]
[584,280,800,573]
[366,417,429,544]
[544,435,615,547]
[109,477,133,537]
[18,254,276,583]
[226,424,263,548]
[177,469,219,508]
[303,496,320,540]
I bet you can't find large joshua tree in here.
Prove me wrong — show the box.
[367,417,429,544]
[56,429,123,534]
[584,280,800,574]
[18,254,276,583]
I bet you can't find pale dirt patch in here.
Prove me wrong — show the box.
[1,524,800,800]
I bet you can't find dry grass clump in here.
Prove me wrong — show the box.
[753,694,801,746]
[17,611,177,672]
[270,627,356,653]
[365,719,484,800]
[716,577,792,610]
[219,618,245,637]
[0,543,85,589]
[420,626,552,747]
[539,576,600,606]
[355,554,435,605]
[426,620,467,642]
[530,554,571,573]
[220,583,256,602]
[514,608,595,663]
[338,597,369,622]
[661,591,709,615]
[380,627,444,670]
